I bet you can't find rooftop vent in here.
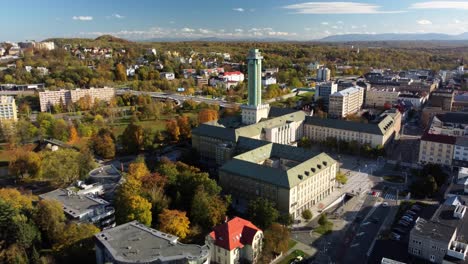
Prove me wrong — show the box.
[317,164,322,169]
[323,161,328,166]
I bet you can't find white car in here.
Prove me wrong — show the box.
[382,202,389,207]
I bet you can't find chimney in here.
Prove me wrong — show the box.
[225,216,228,223]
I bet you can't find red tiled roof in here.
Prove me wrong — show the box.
[208,217,261,251]
[421,131,456,145]
[223,71,243,76]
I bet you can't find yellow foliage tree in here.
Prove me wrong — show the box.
[198,109,218,124]
[158,209,190,239]
[165,119,180,141]
[68,125,79,144]
[126,195,152,226]
[128,161,150,181]
[0,188,35,210]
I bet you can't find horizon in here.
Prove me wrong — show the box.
[3,0,468,42]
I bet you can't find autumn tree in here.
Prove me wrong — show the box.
[90,128,115,159]
[165,119,180,141]
[34,199,66,244]
[9,150,42,180]
[336,171,348,185]
[158,209,190,239]
[41,149,81,186]
[68,125,79,144]
[177,115,191,139]
[115,63,127,81]
[52,119,70,142]
[121,122,144,154]
[198,108,218,124]
[190,186,229,229]
[263,223,290,256]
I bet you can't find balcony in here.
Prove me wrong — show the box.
[447,241,467,260]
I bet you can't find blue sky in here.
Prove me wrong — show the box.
[2,0,468,41]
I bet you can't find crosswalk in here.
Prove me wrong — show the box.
[369,191,398,200]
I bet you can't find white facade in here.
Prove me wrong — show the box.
[454,144,468,164]
[398,94,427,110]
[264,120,304,145]
[262,76,277,86]
[39,87,116,112]
[160,72,175,80]
[222,72,244,82]
[365,88,400,108]
[241,104,270,125]
[0,96,17,121]
[328,86,364,118]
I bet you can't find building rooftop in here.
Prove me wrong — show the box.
[412,217,456,244]
[88,165,122,183]
[437,112,468,125]
[304,115,395,136]
[331,86,363,97]
[421,131,457,145]
[456,137,468,147]
[208,217,261,251]
[220,142,336,188]
[95,221,209,263]
[39,189,109,219]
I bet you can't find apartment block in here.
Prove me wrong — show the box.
[365,88,400,108]
[315,82,338,104]
[328,86,364,118]
[0,96,17,121]
[418,132,456,166]
[39,87,115,112]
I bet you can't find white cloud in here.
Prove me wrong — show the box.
[337,21,344,24]
[283,2,404,14]
[199,28,211,34]
[234,28,244,32]
[332,25,339,29]
[410,1,468,10]
[351,25,358,29]
[249,8,256,12]
[233,8,245,12]
[112,14,124,19]
[417,19,432,25]
[454,19,462,24]
[72,16,93,21]
[181,27,195,32]
[304,27,312,31]
[321,22,329,25]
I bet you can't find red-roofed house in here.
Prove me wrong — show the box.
[205,217,263,264]
[221,71,244,82]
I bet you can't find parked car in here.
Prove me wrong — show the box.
[382,202,389,207]
[411,205,421,211]
[393,227,406,234]
[406,210,417,216]
[402,216,413,222]
[398,221,409,227]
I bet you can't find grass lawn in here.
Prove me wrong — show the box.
[278,250,308,264]
[110,112,197,137]
[288,239,297,249]
[383,175,405,183]
[314,221,333,235]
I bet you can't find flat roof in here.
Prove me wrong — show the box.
[39,189,108,218]
[412,218,455,243]
[95,221,209,263]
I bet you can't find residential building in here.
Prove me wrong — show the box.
[453,93,468,112]
[39,87,116,112]
[95,221,210,264]
[307,61,323,71]
[35,41,55,50]
[365,88,400,108]
[39,189,115,229]
[314,82,338,104]
[430,89,455,111]
[418,132,456,166]
[398,93,428,110]
[0,47,5,56]
[206,217,263,264]
[222,71,245,82]
[428,112,468,137]
[160,72,175,80]
[303,112,400,148]
[219,138,337,218]
[453,137,468,168]
[0,96,17,121]
[328,86,364,118]
[262,76,277,86]
[317,67,331,81]
[196,76,209,87]
[421,107,449,129]
[408,203,468,263]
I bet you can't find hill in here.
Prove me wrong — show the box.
[319,32,468,42]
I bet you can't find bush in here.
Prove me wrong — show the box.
[301,209,313,221]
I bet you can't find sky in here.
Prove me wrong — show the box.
[2,0,468,41]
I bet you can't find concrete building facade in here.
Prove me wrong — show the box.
[0,96,17,121]
[39,87,116,112]
[365,88,400,108]
[328,86,364,118]
[314,82,338,104]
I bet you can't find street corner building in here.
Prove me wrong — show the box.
[206,217,263,264]
[94,221,210,264]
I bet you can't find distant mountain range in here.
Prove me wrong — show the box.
[319,32,468,42]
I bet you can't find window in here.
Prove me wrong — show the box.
[430,255,435,262]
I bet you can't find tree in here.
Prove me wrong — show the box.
[247,198,279,229]
[190,186,229,229]
[301,209,313,221]
[34,200,65,244]
[115,63,127,81]
[198,108,218,124]
[52,119,69,142]
[177,115,191,139]
[0,188,34,211]
[9,150,42,180]
[128,160,150,180]
[90,128,115,159]
[121,122,144,154]
[318,214,328,226]
[336,171,348,185]
[68,125,79,144]
[165,119,180,141]
[41,149,81,186]
[158,209,190,239]
[123,195,152,226]
[263,223,290,256]
[15,119,37,143]
[78,147,97,180]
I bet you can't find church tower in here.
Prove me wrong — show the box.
[241,49,270,125]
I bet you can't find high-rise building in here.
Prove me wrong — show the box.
[241,49,270,125]
[39,87,115,112]
[0,96,17,121]
[315,82,338,104]
[328,86,364,118]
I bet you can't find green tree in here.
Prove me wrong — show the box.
[90,128,115,159]
[34,200,66,244]
[78,147,97,180]
[41,149,81,186]
[9,150,42,180]
[263,223,290,256]
[247,198,279,229]
[190,186,229,229]
[52,119,69,141]
[301,209,313,221]
[336,171,348,185]
[121,122,144,154]
[16,119,37,143]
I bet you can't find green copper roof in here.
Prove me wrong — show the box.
[304,115,395,135]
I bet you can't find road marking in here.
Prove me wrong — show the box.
[350,243,360,248]
[361,222,370,226]
[357,232,365,236]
